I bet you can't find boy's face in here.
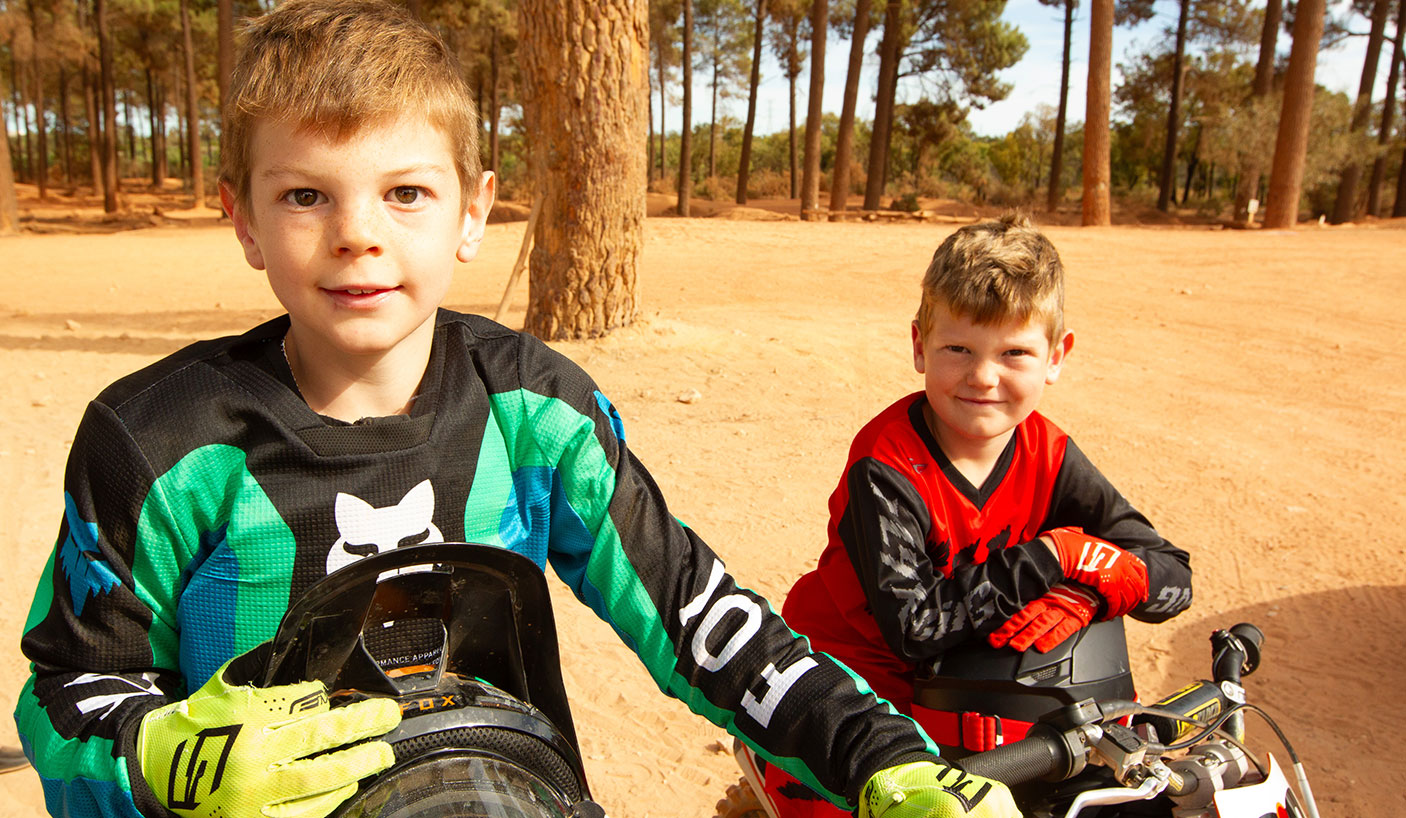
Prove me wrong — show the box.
[223,114,495,361]
[912,304,1073,457]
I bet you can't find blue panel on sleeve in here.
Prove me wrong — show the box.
[594,391,626,442]
[36,772,142,818]
[177,525,239,688]
[60,494,122,617]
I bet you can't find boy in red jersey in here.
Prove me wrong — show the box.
[758,213,1193,817]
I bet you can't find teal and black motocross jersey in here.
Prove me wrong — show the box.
[16,311,938,818]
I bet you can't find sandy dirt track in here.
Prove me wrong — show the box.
[1,214,1403,817]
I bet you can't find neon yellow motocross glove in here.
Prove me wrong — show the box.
[137,652,401,818]
[859,759,1022,818]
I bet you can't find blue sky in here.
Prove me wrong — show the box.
[664,0,1386,138]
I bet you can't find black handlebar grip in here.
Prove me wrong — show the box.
[954,725,1073,786]
[1211,622,1263,687]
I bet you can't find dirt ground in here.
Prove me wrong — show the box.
[1,188,1403,817]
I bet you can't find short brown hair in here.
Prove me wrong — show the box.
[219,0,482,215]
[915,212,1065,342]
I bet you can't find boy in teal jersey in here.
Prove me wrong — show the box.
[14,2,1019,818]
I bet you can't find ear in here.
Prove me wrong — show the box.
[456,171,498,263]
[220,181,265,271]
[911,320,926,374]
[1045,329,1075,384]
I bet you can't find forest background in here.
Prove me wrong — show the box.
[3,0,1405,232]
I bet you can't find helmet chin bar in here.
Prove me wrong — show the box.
[263,543,600,817]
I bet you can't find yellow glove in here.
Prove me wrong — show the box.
[859,760,1022,818]
[137,651,401,818]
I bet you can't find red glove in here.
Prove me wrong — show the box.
[988,583,1099,652]
[1045,527,1149,619]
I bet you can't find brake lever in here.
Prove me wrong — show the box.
[1061,764,1171,818]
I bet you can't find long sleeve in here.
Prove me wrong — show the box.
[1041,439,1193,621]
[504,338,940,809]
[16,402,186,818]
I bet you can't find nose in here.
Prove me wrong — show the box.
[967,357,1000,388]
[331,201,383,258]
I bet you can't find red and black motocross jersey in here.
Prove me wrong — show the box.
[783,393,1192,709]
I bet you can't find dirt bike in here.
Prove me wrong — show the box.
[261,541,606,818]
[716,621,1319,818]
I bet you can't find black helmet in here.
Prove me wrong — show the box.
[262,543,605,818]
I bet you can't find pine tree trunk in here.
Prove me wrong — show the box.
[678,0,693,215]
[0,105,18,235]
[31,45,48,200]
[59,66,72,183]
[1047,0,1075,213]
[1233,0,1282,222]
[710,50,718,180]
[800,0,828,219]
[1082,0,1113,225]
[519,0,647,340]
[218,0,233,116]
[658,42,667,184]
[1330,0,1390,223]
[1367,0,1403,216]
[490,32,500,176]
[1157,0,1190,212]
[95,0,119,212]
[1264,0,1327,229]
[1181,124,1202,203]
[864,0,902,210]
[83,62,102,193]
[1394,143,1406,215]
[830,0,871,216]
[181,0,204,208]
[736,0,765,205]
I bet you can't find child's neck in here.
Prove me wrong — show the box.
[283,327,431,422]
[922,404,1014,488]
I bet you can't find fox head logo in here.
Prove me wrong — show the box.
[325,479,444,575]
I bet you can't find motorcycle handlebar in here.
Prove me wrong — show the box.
[954,723,1081,786]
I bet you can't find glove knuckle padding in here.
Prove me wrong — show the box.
[860,760,1021,818]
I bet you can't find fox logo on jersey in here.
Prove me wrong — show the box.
[324,479,444,575]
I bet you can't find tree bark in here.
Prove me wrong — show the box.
[864,0,903,210]
[0,103,19,235]
[1367,0,1403,216]
[59,66,72,183]
[519,0,647,340]
[31,41,48,200]
[181,0,204,208]
[830,0,871,216]
[1047,0,1075,213]
[1329,0,1390,223]
[489,32,501,177]
[678,0,693,215]
[737,0,766,204]
[83,62,102,192]
[800,0,828,219]
[1264,0,1326,229]
[1233,0,1282,222]
[1394,142,1406,216]
[95,0,119,212]
[1157,0,1191,212]
[218,0,233,117]
[1181,123,1201,203]
[658,40,667,184]
[1082,0,1113,225]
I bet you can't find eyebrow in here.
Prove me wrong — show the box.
[258,162,454,182]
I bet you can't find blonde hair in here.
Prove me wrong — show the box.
[219,0,481,215]
[915,212,1065,342]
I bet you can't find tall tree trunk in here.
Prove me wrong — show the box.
[786,21,798,199]
[710,49,719,180]
[864,0,902,210]
[1082,0,1113,225]
[218,0,233,117]
[1394,142,1406,215]
[1330,0,1390,223]
[830,0,871,216]
[96,0,119,212]
[1047,0,1075,212]
[737,0,766,205]
[658,41,667,184]
[83,62,102,192]
[59,65,72,183]
[124,90,136,162]
[1367,0,1403,216]
[181,0,204,208]
[1157,0,1191,211]
[490,32,501,176]
[1233,0,1282,222]
[0,105,18,235]
[648,81,655,184]
[147,69,160,187]
[519,0,647,339]
[678,0,693,215]
[1181,123,1202,202]
[1264,0,1327,229]
[31,43,48,200]
[155,78,168,185]
[800,0,828,219]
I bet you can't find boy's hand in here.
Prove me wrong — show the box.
[988,583,1098,652]
[137,648,401,818]
[860,759,1021,818]
[1044,528,1148,619]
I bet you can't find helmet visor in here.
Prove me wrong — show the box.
[337,753,576,818]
